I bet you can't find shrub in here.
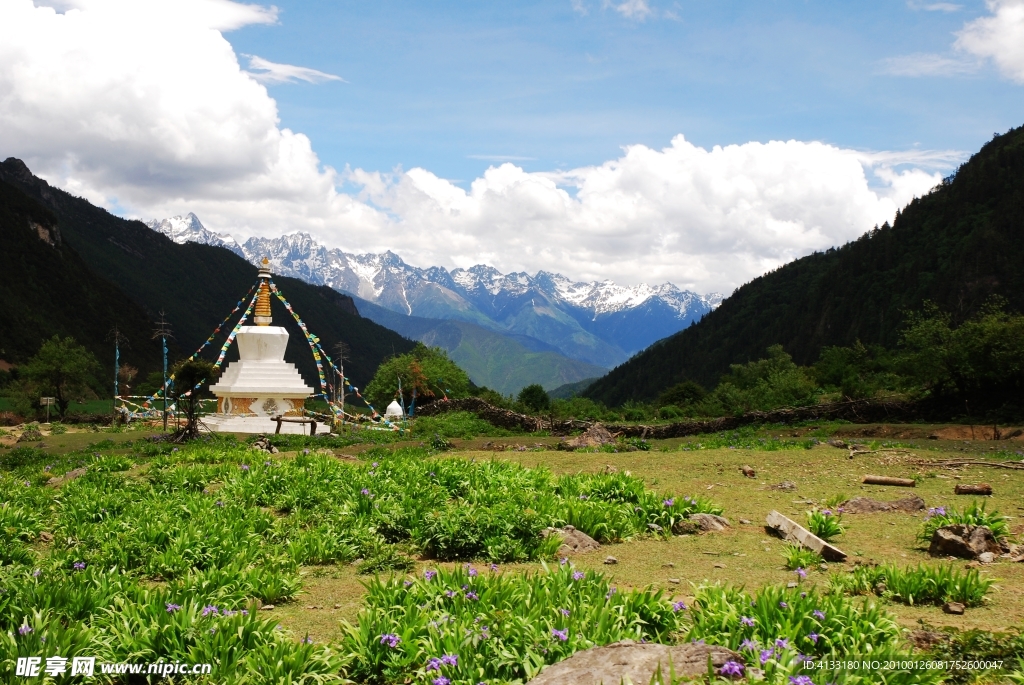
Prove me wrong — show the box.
[782,544,822,571]
[828,564,993,607]
[807,509,844,541]
[919,500,1008,542]
[517,383,550,412]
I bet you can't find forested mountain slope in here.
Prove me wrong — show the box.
[0,158,415,389]
[585,125,1024,406]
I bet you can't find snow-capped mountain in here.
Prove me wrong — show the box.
[145,213,722,366]
[145,213,243,254]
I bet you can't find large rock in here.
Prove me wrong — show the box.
[541,526,601,555]
[929,524,1002,559]
[840,496,926,514]
[560,424,617,450]
[527,640,743,685]
[689,513,730,532]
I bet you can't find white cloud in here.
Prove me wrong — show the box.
[0,0,954,295]
[880,52,978,76]
[244,54,345,84]
[606,0,652,20]
[570,0,588,16]
[957,0,1024,83]
[907,1,963,11]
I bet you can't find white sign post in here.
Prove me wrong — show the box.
[40,396,55,423]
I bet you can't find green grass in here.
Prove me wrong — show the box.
[828,563,994,607]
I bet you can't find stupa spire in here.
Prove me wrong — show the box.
[254,257,273,326]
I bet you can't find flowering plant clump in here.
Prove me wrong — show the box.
[806,509,844,542]
[682,583,942,685]
[340,563,684,684]
[919,500,1009,542]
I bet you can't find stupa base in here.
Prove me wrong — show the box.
[202,414,319,435]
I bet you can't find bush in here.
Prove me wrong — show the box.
[364,343,471,409]
[828,563,993,607]
[782,544,822,571]
[919,500,1008,542]
[517,383,550,412]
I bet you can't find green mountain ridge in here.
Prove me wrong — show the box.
[0,158,416,392]
[349,295,608,395]
[585,124,1024,406]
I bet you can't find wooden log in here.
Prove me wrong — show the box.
[740,465,756,478]
[765,511,847,562]
[862,475,916,487]
[954,483,993,495]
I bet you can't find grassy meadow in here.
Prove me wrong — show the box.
[2,415,1024,683]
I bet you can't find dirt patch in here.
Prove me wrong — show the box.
[926,426,1024,441]
[840,495,926,514]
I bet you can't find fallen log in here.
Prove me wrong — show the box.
[765,510,847,562]
[954,484,993,496]
[740,465,756,478]
[908,459,1024,471]
[862,475,916,487]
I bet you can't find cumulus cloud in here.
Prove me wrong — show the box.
[887,0,1024,83]
[0,0,952,295]
[606,0,652,20]
[957,0,1024,83]
[244,54,345,84]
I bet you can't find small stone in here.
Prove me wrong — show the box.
[739,519,751,525]
[333,604,341,609]
[667,578,680,584]
[305,605,315,610]
[604,556,618,565]
[713,563,725,569]
[662,562,676,568]
[647,523,663,533]
[943,602,965,615]
[978,552,995,564]
[819,563,829,571]
[38,531,53,542]
[787,582,798,588]
[260,605,275,611]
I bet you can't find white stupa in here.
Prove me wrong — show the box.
[204,258,315,434]
[385,400,404,419]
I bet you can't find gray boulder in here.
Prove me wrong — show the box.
[541,525,601,555]
[689,513,730,532]
[929,524,1002,559]
[527,640,744,684]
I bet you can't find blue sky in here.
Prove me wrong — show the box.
[3,0,1023,290]
[228,0,1023,184]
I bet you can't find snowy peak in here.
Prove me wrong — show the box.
[144,213,722,364]
[146,213,240,253]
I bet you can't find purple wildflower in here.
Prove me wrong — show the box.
[303,449,310,455]
[372,462,379,467]
[789,677,813,685]
[821,509,832,516]
[775,637,790,649]
[302,636,313,644]
[426,657,442,671]
[441,654,458,666]
[740,639,758,651]
[489,564,499,572]
[433,678,451,685]
[241,610,248,616]
[551,628,568,642]
[240,464,250,471]
[18,625,32,635]
[210,627,217,634]
[560,608,570,616]
[779,601,788,608]
[740,616,755,626]
[808,632,819,644]
[760,649,774,665]
[719,660,745,677]
[23,481,31,487]
[578,494,589,500]
[32,569,41,578]
[672,601,687,612]
[404,580,413,588]
[201,605,219,617]
[468,567,478,577]
[379,633,401,648]
[813,609,826,620]
[264,461,271,466]
[166,603,182,613]
[606,586,617,599]
[663,498,675,507]
[795,567,807,579]
[360,488,371,496]
[424,569,436,580]
[572,571,584,581]
[466,592,479,601]
[73,562,86,571]
[215,500,224,507]
[445,589,456,598]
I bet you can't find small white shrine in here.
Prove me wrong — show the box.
[204,259,315,434]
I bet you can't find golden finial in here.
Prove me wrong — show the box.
[254,257,273,325]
